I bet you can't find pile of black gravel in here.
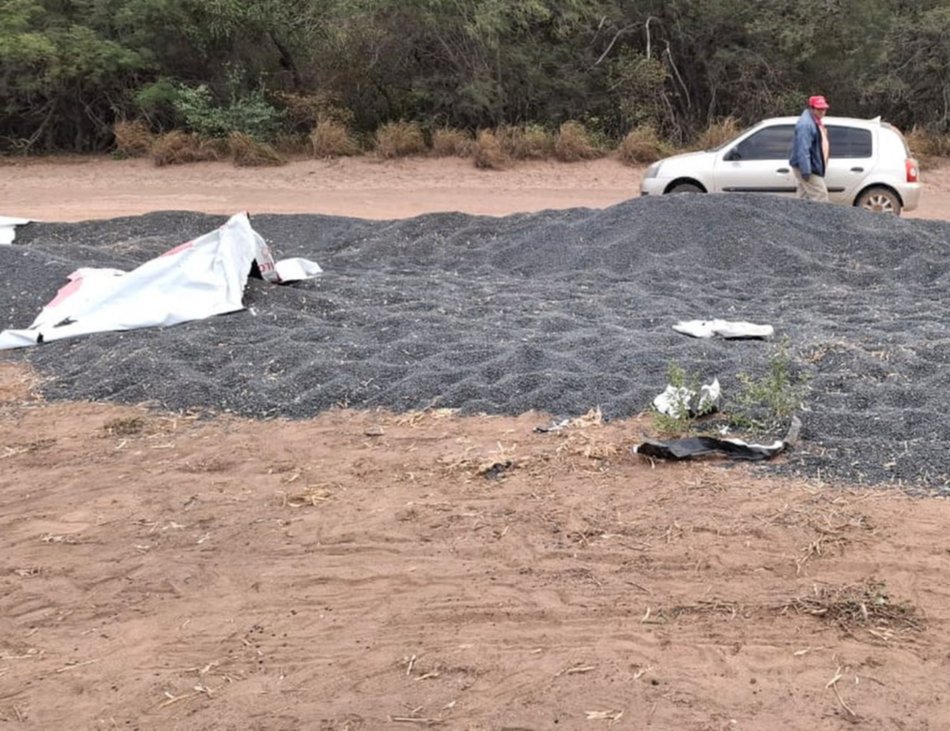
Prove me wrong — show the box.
[3,194,950,488]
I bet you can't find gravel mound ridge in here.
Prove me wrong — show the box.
[3,195,950,488]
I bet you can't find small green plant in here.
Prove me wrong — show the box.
[729,338,809,433]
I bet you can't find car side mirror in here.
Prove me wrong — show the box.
[724,147,741,162]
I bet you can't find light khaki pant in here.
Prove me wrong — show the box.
[793,169,829,202]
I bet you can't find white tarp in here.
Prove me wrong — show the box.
[0,212,321,350]
[1,216,31,245]
[673,319,774,339]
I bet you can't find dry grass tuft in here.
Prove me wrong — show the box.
[554,121,601,162]
[273,133,311,156]
[786,579,922,636]
[150,131,223,166]
[694,116,742,151]
[282,484,334,507]
[431,127,475,157]
[616,125,670,165]
[113,120,155,157]
[550,408,622,461]
[473,129,509,170]
[394,407,460,427]
[102,416,146,437]
[310,119,361,158]
[228,132,286,167]
[498,124,555,160]
[375,121,427,159]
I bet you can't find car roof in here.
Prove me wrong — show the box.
[760,115,884,129]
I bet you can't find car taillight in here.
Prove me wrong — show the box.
[906,159,919,183]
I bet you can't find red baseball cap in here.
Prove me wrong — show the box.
[809,95,830,110]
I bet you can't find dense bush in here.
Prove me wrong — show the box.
[3,0,950,154]
[173,84,283,142]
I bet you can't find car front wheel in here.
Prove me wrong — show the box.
[856,186,902,215]
[666,182,704,194]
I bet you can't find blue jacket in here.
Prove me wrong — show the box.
[789,109,825,179]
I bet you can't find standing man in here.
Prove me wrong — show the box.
[789,95,830,202]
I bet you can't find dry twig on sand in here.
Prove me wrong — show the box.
[786,579,921,637]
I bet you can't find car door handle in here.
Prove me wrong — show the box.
[850,167,864,172]
[776,167,789,173]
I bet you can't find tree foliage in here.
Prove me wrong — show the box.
[2,0,950,152]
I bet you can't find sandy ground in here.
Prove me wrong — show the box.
[2,154,947,222]
[3,156,950,730]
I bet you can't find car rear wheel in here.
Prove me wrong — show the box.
[667,182,704,194]
[856,186,901,215]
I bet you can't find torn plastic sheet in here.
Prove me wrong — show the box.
[673,319,774,339]
[1,216,30,245]
[634,436,785,461]
[633,417,801,462]
[653,378,720,417]
[0,212,322,350]
[534,418,571,434]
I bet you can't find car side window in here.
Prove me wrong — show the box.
[728,125,795,161]
[826,126,872,158]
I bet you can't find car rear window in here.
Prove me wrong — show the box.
[827,126,872,158]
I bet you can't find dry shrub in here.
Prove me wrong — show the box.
[905,126,950,170]
[498,124,555,160]
[310,119,360,158]
[113,120,155,157]
[694,116,742,151]
[473,129,508,170]
[150,131,223,166]
[228,132,286,167]
[272,90,354,130]
[432,127,474,157]
[374,121,427,158]
[554,121,601,162]
[273,133,311,156]
[616,125,670,165]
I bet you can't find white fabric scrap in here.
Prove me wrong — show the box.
[1,216,31,245]
[0,212,322,350]
[653,378,720,417]
[673,319,774,339]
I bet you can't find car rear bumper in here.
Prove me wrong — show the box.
[899,183,922,212]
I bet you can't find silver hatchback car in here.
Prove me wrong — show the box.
[640,116,921,215]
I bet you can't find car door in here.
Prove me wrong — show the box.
[712,124,797,195]
[824,125,874,204]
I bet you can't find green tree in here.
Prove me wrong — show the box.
[0,0,145,151]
